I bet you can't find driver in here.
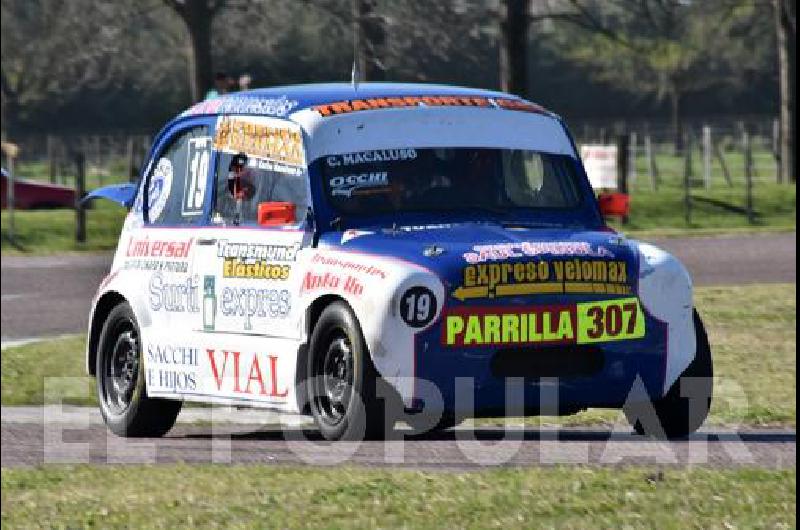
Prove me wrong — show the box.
[451,149,497,206]
[227,152,255,200]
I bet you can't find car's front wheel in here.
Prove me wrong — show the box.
[96,302,181,437]
[306,302,392,441]
[625,309,713,439]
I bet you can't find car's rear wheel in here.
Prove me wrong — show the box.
[625,309,713,439]
[307,302,391,441]
[96,302,181,437]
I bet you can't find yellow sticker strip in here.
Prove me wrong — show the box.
[452,282,631,300]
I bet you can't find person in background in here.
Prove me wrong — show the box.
[238,73,252,92]
[226,74,238,93]
[204,72,229,100]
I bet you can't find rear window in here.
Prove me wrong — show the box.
[320,148,583,216]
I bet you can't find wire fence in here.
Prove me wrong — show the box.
[572,116,785,190]
[3,116,793,236]
[10,133,153,190]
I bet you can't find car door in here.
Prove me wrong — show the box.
[191,114,311,341]
[125,121,215,396]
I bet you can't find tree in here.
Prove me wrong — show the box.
[162,0,227,102]
[1,0,188,136]
[552,0,773,150]
[498,0,531,96]
[1,1,125,137]
[353,0,387,81]
[774,0,796,183]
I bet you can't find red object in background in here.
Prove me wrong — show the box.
[597,192,630,218]
[1,172,76,209]
[257,201,296,226]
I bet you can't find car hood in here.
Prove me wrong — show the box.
[321,223,640,304]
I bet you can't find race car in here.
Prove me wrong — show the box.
[85,83,712,441]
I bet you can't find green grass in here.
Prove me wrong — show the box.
[2,284,796,428]
[604,146,797,232]
[0,335,94,406]
[1,465,795,529]
[1,202,127,254]
[608,182,796,233]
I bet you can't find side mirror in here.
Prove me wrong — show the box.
[257,201,296,226]
[597,192,630,218]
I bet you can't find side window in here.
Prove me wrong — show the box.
[212,151,308,226]
[145,125,212,225]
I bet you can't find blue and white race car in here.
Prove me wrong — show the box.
[86,83,712,441]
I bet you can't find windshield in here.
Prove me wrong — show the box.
[320,148,584,217]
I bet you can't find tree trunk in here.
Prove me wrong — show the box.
[670,88,684,154]
[0,92,19,141]
[498,0,530,97]
[774,0,796,183]
[354,0,386,82]
[172,0,215,103]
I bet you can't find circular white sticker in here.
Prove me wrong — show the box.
[147,157,173,221]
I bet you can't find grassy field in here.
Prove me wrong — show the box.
[2,283,795,428]
[1,464,795,529]
[608,182,796,232]
[604,146,796,232]
[1,202,127,254]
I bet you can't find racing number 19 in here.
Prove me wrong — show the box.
[577,297,645,344]
[182,137,211,216]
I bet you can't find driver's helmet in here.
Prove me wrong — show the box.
[229,152,248,173]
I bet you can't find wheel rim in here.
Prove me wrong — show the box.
[101,318,139,415]
[312,330,354,426]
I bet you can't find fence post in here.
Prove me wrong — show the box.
[47,135,57,184]
[702,125,712,189]
[616,133,630,225]
[2,142,19,245]
[127,136,142,182]
[75,152,86,243]
[628,131,637,187]
[772,117,782,184]
[743,130,755,225]
[712,139,733,187]
[683,131,692,225]
[644,134,658,191]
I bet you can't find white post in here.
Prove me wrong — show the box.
[702,125,712,189]
[2,142,20,244]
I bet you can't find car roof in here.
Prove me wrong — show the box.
[180,82,555,120]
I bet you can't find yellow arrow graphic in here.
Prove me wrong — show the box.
[496,282,565,296]
[451,285,489,301]
[452,281,629,300]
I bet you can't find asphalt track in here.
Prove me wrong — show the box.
[1,232,796,342]
[1,407,795,469]
[0,232,796,469]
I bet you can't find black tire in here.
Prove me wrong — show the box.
[625,309,713,439]
[306,302,392,441]
[96,302,181,437]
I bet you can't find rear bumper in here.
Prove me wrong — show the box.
[410,312,668,416]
